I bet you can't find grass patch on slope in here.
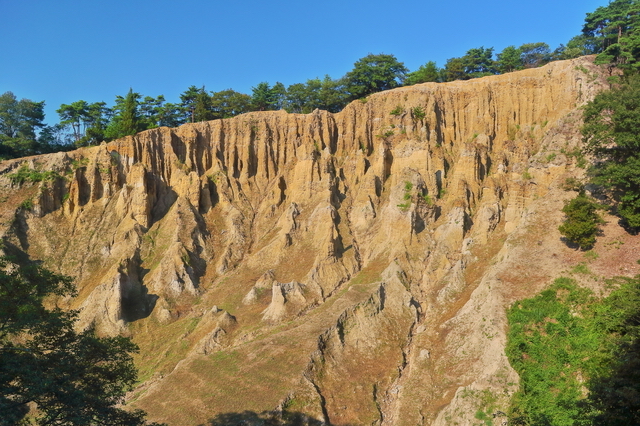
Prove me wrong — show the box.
[506,275,640,425]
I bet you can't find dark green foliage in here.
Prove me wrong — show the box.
[139,95,170,128]
[562,177,585,192]
[284,82,313,113]
[462,46,497,78]
[284,76,347,114]
[411,106,426,121]
[119,88,142,137]
[390,105,403,116]
[557,35,600,60]
[105,89,144,140]
[519,42,552,68]
[155,100,183,127]
[442,47,497,81]
[0,251,161,425]
[558,191,604,250]
[57,100,89,143]
[210,89,252,118]
[442,56,467,82]
[194,87,215,122]
[496,46,523,73]
[507,275,640,426]
[583,0,640,69]
[343,53,408,100]
[506,278,602,425]
[179,85,202,123]
[582,75,640,228]
[0,92,49,159]
[57,100,109,146]
[587,277,640,425]
[251,82,286,111]
[405,61,441,85]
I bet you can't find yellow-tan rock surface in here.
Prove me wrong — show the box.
[2,57,636,426]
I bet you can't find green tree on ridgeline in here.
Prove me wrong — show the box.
[104,88,143,140]
[442,56,467,81]
[179,85,202,123]
[583,0,640,69]
[461,46,497,78]
[193,87,214,122]
[519,42,552,68]
[210,89,252,118]
[0,92,47,158]
[343,53,408,100]
[554,34,600,60]
[139,95,169,128]
[57,100,109,146]
[496,46,523,73]
[405,61,441,85]
[284,76,347,113]
[251,81,286,111]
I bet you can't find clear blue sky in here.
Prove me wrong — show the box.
[1,0,607,125]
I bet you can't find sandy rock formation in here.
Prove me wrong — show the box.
[1,57,632,425]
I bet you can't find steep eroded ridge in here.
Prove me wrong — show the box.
[0,57,609,425]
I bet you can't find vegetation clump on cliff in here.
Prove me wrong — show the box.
[507,275,640,425]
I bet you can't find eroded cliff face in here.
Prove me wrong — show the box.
[0,57,618,425]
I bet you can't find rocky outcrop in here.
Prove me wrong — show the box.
[0,57,618,425]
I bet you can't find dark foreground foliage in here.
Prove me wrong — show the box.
[0,248,162,426]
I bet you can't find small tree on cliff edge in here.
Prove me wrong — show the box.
[343,53,408,100]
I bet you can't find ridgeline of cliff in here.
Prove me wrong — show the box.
[2,57,638,426]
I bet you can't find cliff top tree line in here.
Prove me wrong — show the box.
[0,29,605,161]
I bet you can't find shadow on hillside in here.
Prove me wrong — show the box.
[201,410,356,426]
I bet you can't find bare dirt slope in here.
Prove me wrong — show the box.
[2,56,638,426]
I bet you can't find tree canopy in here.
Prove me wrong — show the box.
[405,61,440,85]
[584,0,640,69]
[0,92,47,159]
[343,53,408,100]
[507,275,640,425]
[0,250,161,425]
[558,191,605,250]
[582,75,640,229]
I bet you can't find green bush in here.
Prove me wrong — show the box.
[411,106,426,121]
[8,165,60,186]
[558,191,604,250]
[506,278,600,425]
[390,105,403,116]
[507,275,640,426]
